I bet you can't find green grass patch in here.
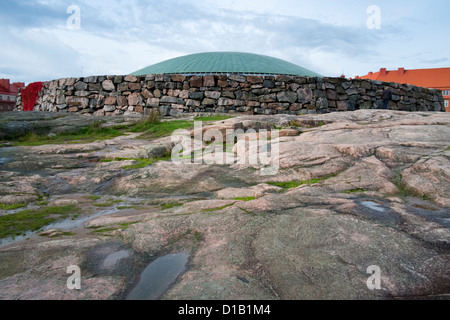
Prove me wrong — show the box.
[91,227,118,233]
[120,222,138,228]
[169,229,204,246]
[0,203,27,210]
[122,158,158,170]
[114,115,231,140]
[192,230,203,243]
[87,195,102,201]
[117,114,232,138]
[161,202,184,210]
[93,202,113,207]
[12,121,123,146]
[117,206,143,210]
[343,188,366,194]
[267,179,322,189]
[0,205,79,239]
[129,120,194,138]
[233,197,256,202]
[267,173,340,190]
[392,173,410,198]
[194,115,234,122]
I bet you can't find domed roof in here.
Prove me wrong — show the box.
[131,52,321,77]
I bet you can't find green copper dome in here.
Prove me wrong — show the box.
[131,52,321,77]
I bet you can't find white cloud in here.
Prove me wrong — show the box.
[1,0,449,83]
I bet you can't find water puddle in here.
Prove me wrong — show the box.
[126,252,190,300]
[357,200,403,227]
[101,250,132,270]
[406,198,450,228]
[0,231,35,247]
[0,157,10,165]
[361,201,386,213]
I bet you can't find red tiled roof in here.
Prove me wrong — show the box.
[359,67,450,90]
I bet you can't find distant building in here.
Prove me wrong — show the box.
[0,79,25,112]
[357,67,450,112]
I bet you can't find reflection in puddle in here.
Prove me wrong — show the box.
[357,200,403,227]
[102,250,131,270]
[126,252,189,300]
[361,201,386,212]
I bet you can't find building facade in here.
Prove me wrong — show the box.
[0,79,25,112]
[358,67,450,112]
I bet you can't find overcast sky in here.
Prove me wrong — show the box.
[2,0,449,84]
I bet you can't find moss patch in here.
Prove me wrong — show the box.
[267,178,322,189]
[343,188,366,194]
[194,115,234,122]
[0,205,79,239]
[87,195,102,201]
[161,202,184,210]
[122,159,161,170]
[267,173,339,190]
[0,204,27,210]
[234,197,256,202]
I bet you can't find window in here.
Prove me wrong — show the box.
[445,101,449,108]
[443,90,450,97]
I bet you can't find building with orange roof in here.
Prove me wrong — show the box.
[358,67,450,112]
[0,79,25,112]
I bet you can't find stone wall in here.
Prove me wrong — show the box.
[15,74,446,116]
